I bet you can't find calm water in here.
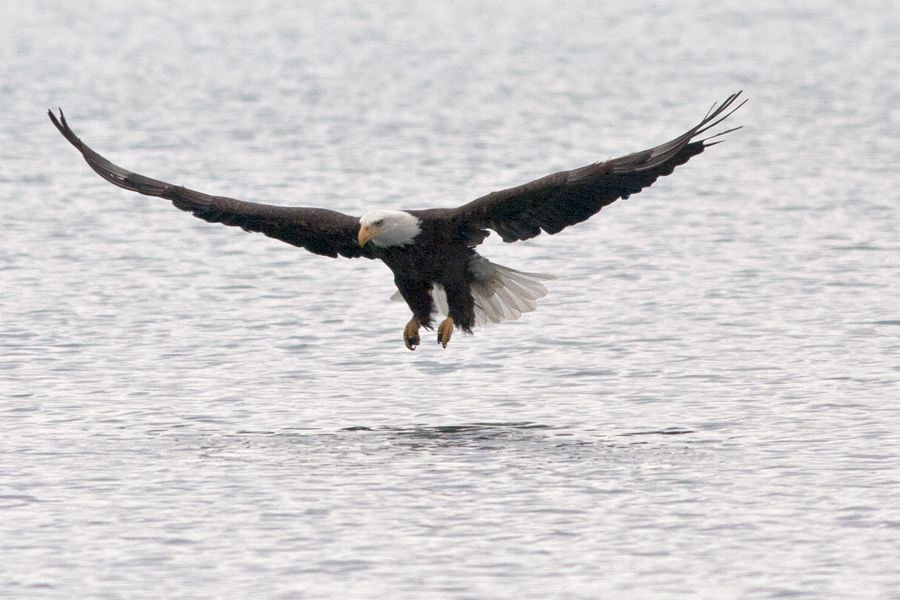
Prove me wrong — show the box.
[1,1,898,598]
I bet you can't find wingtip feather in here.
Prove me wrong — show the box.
[694,93,747,138]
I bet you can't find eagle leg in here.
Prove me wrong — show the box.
[403,317,421,351]
[437,317,454,348]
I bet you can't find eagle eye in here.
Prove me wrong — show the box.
[374,219,384,227]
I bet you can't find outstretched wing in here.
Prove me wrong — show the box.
[49,110,372,259]
[451,92,746,243]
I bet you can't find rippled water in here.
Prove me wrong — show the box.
[2,1,899,598]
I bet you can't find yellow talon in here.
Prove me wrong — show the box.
[437,317,454,348]
[403,318,421,350]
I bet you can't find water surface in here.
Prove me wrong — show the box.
[1,1,898,598]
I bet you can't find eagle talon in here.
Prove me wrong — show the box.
[437,317,454,348]
[403,318,421,351]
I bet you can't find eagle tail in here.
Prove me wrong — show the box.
[460,256,557,326]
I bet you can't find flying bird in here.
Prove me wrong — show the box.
[49,92,744,350]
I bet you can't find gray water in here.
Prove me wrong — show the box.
[2,1,899,598]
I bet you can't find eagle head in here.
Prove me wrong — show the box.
[358,210,421,248]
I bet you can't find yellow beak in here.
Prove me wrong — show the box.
[358,225,376,247]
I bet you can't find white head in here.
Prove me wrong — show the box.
[358,210,422,248]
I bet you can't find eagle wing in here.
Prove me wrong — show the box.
[49,110,372,259]
[450,92,746,243]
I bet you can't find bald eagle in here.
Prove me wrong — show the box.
[49,92,744,350]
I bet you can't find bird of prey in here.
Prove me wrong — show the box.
[49,92,744,350]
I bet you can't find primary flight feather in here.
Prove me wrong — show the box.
[49,92,745,350]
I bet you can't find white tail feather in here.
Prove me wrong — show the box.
[389,256,555,326]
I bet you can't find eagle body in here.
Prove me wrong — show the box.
[370,208,508,334]
[375,212,478,332]
[49,92,745,350]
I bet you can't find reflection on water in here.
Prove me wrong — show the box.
[620,427,695,436]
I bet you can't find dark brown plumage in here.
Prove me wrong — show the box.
[48,109,370,260]
[49,92,744,349]
[451,92,745,242]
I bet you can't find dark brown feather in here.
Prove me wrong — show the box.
[451,92,746,243]
[48,110,372,260]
